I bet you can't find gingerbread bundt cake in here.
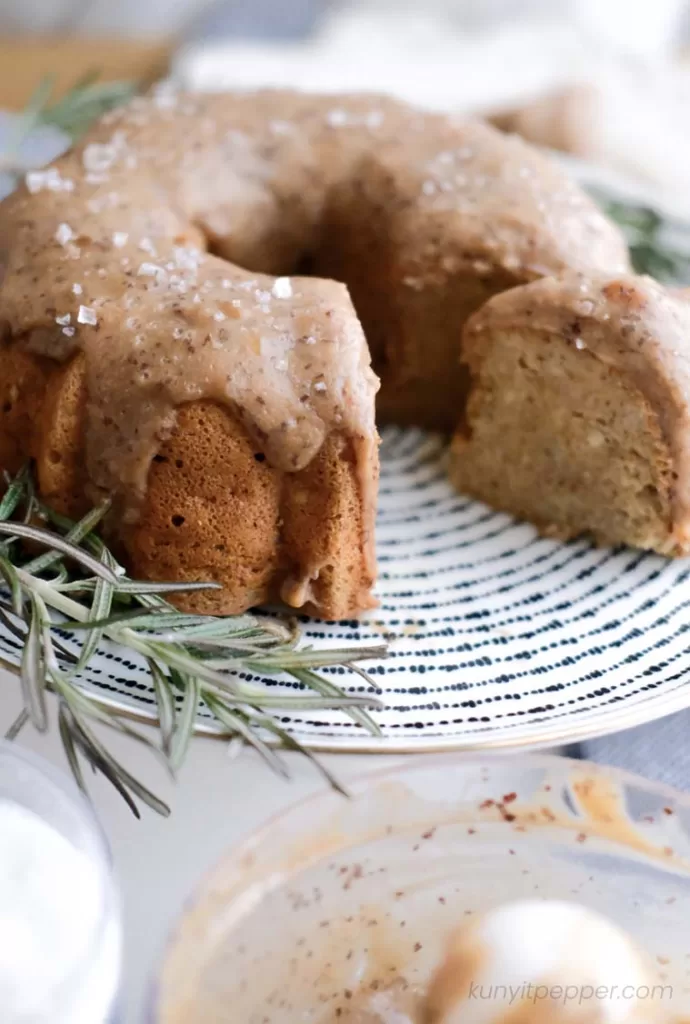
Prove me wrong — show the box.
[451,274,690,556]
[0,89,630,617]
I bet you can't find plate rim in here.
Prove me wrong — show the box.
[79,673,690,754]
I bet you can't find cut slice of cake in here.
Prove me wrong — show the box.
[450,274,690,555]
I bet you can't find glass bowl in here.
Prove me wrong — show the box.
[155,753,690,1023]
[0,742,121,1024]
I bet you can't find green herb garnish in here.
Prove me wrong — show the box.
[0,467,385,817]
[0,71,135,178]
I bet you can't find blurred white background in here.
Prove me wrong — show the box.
[0,0,687,52]
[1,1,690,208]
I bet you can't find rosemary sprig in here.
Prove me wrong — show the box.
[0,467,386,817]
[0,71,135,178]
[37,71,135,139]
[594,192,690,285]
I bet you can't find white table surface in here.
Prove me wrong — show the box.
[0,676,404,1023]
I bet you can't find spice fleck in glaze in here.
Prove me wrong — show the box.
[0,88,630,617]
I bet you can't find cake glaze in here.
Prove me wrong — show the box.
[0,87,630,615]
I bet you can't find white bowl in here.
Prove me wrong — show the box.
[0,743,121,1024]
[155,753,690,1022]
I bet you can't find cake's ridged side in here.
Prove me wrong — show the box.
[280,430,378,617]
[0,344,53,478]
[126,403,376,619]
[35,355,90,520]
[4,349,375,619]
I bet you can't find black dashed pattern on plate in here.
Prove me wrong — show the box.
[3,424,690,752]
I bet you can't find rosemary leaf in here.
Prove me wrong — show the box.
[203,694,290,779]
[44,564,69,587]
[29,616,78,666]
[245,644,387,671]
[23,500,111,576]
[53,577,99,592]
[342,661,383,693]
[112,579,222,595]
[0,521,119,581]
[254,714,349,798]
[61,609,222,632]
[289,666,382,737]
[42,79,135,139]
[169,671,200,772]
[0,465,29,521]
[68,710,170,817]
[225,690,383,712]
[148,659,176,758]
[62,686,173,774]
[71,724,142,818]
[44,632,172,776]
[178,638,300,657]
[600,195,690,285]
[38,593,79,693]
[173,618,297,646]
[145,640,321,706]
[21,489,38,527]
[0,597,77,664]
[5,707,29,741]
[149,634,282,652]
[146,641,383,711]
[0,554,23,616]
[133,592,171,610]
[73,549,115,673]
[0,73,135,178]
[58,702,87,794]
[141,637,383,712]
[20,596,47,732]
[34,500,106,553]
[144,613,266,639]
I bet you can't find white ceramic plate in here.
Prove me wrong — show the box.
[2,170,690,753]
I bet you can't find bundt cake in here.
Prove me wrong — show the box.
[0,88,631,617]
[450,273,690,556]
[316,113,630,429]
